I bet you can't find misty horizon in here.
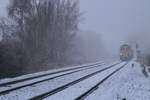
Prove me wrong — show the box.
[0,0,150,56]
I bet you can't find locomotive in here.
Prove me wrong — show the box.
[120,44,133,61]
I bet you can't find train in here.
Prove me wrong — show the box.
[119,44,133,61]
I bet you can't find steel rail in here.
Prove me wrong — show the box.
[0,60,115,87]
[75,62,128,100]
[0,61,119,95]
[28,62,121,100]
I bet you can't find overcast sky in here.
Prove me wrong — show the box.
[79,0,150,54]
[0,0,150,55]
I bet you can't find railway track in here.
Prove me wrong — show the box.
[75,62,128,100]
[0,60,111,87]
[29,61,124,100]
[0,60,119,95]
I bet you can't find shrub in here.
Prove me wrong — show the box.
[0,38,29,79]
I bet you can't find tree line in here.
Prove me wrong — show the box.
[0,0,83,78]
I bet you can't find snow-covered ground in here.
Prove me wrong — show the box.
[1,58,149,100]
[43,62,126,100]
[0,61,114,92]
[85,58,150,100]
[0,60,120,100]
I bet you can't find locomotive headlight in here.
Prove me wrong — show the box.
[120,53,122,55]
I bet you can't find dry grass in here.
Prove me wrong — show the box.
[141,68,149,78]
[140,64,145,68]
[148,67,150,73]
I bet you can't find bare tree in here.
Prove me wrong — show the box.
[0,0,83,75]
[7,0,32,44]
[43,0,83,64]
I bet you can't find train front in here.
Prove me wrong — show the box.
[120,44,132,61]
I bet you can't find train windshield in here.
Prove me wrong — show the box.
[126,47,130,51]
[121,48,125,51]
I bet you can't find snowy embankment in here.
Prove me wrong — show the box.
[85,59,150,100]
[0,60,119,100]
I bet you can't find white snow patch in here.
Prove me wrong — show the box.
[43,62,126,100]
[0,61,120,100]
[85,59,150,100]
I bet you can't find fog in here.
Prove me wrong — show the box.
[75,31,110,62]
[126,32,150,54]
[0,0,150,60]
[79,0,150,56]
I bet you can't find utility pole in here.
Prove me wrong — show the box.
[136,43,141,60]
[117,49,119,58]
[136,43,138,59]
[149,43,150,55]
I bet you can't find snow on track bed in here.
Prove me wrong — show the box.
[0,61,120,100]
[85,59,150,100]
[42,62,126,100]
[0,59,118,85]
[0,61,112,93]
